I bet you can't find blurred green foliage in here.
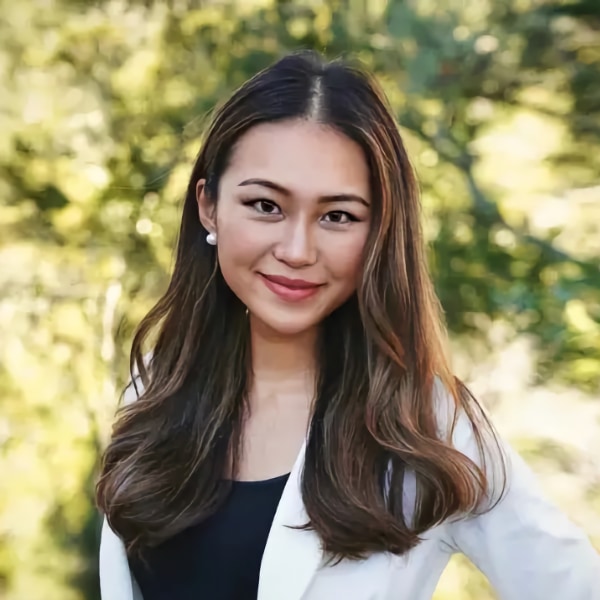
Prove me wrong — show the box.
[0,0,598,599]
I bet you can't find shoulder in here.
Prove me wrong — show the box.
[431,378,500,461]
[431,376,507,489]
[395,378,507,527]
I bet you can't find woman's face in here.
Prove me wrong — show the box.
[197,119,371,337]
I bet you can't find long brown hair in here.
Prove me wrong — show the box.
[96,50,506,561]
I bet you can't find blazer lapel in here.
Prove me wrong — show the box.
[258,442,322,600]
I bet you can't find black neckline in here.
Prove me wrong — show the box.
[229,472,290,487]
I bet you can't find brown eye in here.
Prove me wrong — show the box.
[257,200,278,214]
[323,211,357,224]
[243,199,282,215]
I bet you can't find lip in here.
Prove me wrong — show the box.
[259,273,323,302]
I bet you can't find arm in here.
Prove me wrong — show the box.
[445,416,600,599]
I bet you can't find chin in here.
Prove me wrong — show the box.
[252,312,321,338]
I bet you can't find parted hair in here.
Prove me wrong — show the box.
[96,50,506,561]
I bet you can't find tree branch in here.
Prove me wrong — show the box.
[399,115,599,274]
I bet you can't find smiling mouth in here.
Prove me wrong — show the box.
[260,274,321,288]
[259,273,323,302]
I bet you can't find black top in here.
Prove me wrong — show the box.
[129,473,290,600]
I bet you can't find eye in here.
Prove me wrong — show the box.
[322,211,358,225]
[244,199,281,215]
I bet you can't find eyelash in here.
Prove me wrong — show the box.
[243,198,280,216]
[242,198,360,224]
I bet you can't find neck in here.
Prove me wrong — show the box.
[249,316,318,406]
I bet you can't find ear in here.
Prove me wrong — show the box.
[196,178,216,235]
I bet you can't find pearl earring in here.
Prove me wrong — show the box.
[206,232,217,246]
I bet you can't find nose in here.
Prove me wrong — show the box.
[273,219,317,268]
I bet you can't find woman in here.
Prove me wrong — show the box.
[96,51,600,600]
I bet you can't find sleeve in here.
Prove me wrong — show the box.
[445,411,600,599]
[99,357,149,600]
[99,517,142,600]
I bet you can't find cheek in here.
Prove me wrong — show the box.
[324,229,368,285]
[215,219,267,291]
[216,212,259,259]
[219,230,257,264]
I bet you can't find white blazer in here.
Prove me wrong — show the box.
[100,389,600,600]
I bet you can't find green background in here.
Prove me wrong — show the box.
[0,0,598,598]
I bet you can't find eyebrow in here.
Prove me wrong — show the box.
[238,178,370,207]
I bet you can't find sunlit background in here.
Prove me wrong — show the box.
[0,0,599,598]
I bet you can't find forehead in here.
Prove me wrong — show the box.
[223,119,370,196]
